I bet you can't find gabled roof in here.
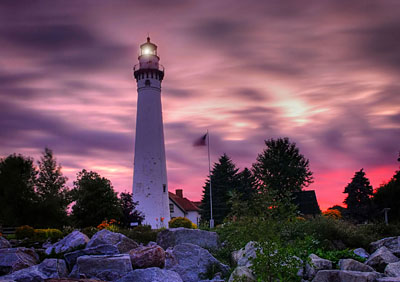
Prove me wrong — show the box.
[169,192,200,213]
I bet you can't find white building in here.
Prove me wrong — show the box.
[169,189,201,226]
[132,37,170,228]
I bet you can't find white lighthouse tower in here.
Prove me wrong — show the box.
[132,37,170,228]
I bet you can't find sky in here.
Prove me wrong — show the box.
[0,0,399,211]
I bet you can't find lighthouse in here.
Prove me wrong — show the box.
[132,37,170,228]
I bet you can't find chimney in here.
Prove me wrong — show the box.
[175,189,183,198]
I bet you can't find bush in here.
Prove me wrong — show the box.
[82,226,98,238]
[169,217,194,229]
[34,229,47,241]
[120,225,158,244]
[16,225,34,239]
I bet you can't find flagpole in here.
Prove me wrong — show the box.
[207,129,214,228]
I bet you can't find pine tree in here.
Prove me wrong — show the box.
[119,192,145,227]
[343,168,374,223]
[200,154,239,225]
[36,148,70,227]
[236,167,257,202]
[252,137,313,199]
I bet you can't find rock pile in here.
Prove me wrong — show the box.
[0,228,227,282]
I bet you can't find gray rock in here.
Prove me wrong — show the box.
[377,278,400,282]
[366,246,399,272]
[128,245,165,269]
[354,248,370,259]
[371,237,400,254]
[86,230,138,253]
[311,270,379,282]
[0,248,39,275]
[69,254,132,281]
[385,261,400,277]
[228,266,255,282]
[305,254,332,281]
[339,259,375,272]
[165,243,229,282]
[0,259,67,282]
[0,238,11,249]
[45,231,89,255]
[232,242,257,268]
[157,228,219,250]
[64,244,119,269]
[116,267,183,282]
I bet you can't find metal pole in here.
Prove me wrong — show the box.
[207,129,214,228]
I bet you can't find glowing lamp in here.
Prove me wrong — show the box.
[140,37,157,56]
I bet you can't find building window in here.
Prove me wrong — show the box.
[169,203,174,213]
[145,79,151,86]
[163,184,166,193]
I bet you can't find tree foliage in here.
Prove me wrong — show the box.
[36,148,70,227]
[0,154,38,226]
[252,137,313,200]
[71,169,122,227]
[343,169,374,223]
[119,192,144,227]
[200,154,239,225]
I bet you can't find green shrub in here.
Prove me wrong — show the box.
[34,229,47,241]
[16,225,34,239]
[315,249,366,268]
[81,226,98,238]
[169,217,193,229]
[120,225,158,244]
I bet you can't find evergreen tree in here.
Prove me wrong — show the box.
[252,137,313,199]
[71,169,122,227]
[343,168,374,223]
[0,154,38,226]
[236,167,257,202]
[36,148,70,227]
[373,154,400,222]
[119,192,145,227]
[200,154,239,225]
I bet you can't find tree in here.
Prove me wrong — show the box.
[36,148,70,227]
[373,154,400,222]
[200,154,239,225]
[343,168,374,223]
[119,192,144,227]
[0,154,38,226]
[71,169,122,227]
[252,137,313,199]
[236,168,257,202]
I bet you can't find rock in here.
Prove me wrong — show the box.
[165,243,229,282]
[116,267,183,282]
[311,270,379,282]
[64,244,119,269]
[69,254,132,281]
[339,259,375,272]
[354,248,370,259]
[86,230,138,253]
[157,228,219,250]
[45,231,89,255]
[228,266,255,282]
[304,254,332,281]
[0,238,11,249]
[377,278,400,282]
[232,242,257,268]
[128,245,165,269]
[371,237,400,254]
[46,279,108,282]
[385,261,400,277]
[0,248,39,275]
[366,246,399,272]
[0,259,68,281]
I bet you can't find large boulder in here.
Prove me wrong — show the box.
[0,248,39,275]
[165,243,229,282]
[69,254,132,281]
[311,270,379,282]
[371,237,400,255]
[86,230,138,253]
[232,242,257,268]
[46,231,89,255]
[157,228,219,250]
[64,244,119,269]
[228,266,255,282]
[354,248,370,259]
[366,246,399,272]
[304,254,332,281]
[0,259,68,281]
[385,261,400,277]
[0,238,11,249]
[128,245,165,269]
[339,259,375,272]
[46,280,108,282]
[116,267,183,282]
[377,278,400,282]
